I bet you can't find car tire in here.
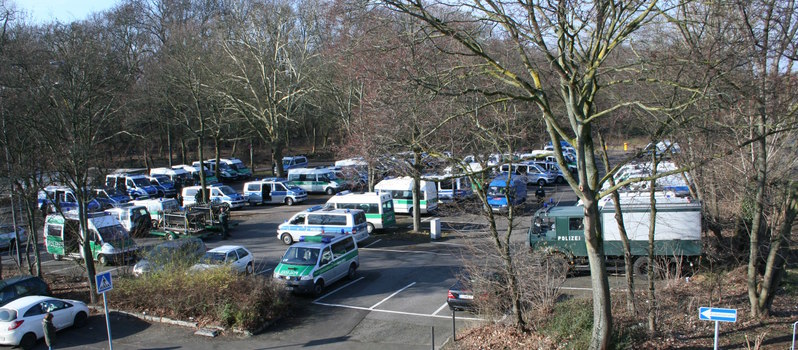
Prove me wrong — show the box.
[19,332,36,350]
[366,223,375,234]
[285,197,294,206]
[281,233,293,245]
[537,179,547,187]
[246,262,254,275]
[313,280,325,296]
[347,264,357,280]
[556,176,565,184]
[166,233,175,240]
[158,191,165,198]
[73,311,88,328]
[98,254,109,266]
[325,187,335,195]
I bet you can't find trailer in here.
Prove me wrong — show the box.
[528,192,702,275]
[149,202,235,240]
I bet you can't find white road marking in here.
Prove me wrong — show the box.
[369,282,415,310]
[49,265,81,274]
[363,239,382,248]
[312,301,485,321]
[430,241,465,247]
[314,277,364,303]
[360,247,450,256]
[432,303,448,316]
[560,287,592,291]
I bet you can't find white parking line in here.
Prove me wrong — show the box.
[312,301,485,321]
[560,287,592,291]
[314,277,364,303]
[360,247,450,256]
[432,303,448,316]
[363,239,382,248]
[49,265,81,274]
[369,282,415,310]
[430,241,465,247]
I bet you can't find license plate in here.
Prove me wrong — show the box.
[460,294,474,300]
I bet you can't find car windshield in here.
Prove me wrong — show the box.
[488,186,507,196]
[228,163,241,171]
[97,225,128,242]
[132,178,150,187]
[153,175,171,184]
[282,159,291,166]
[217,186,236,196]
[203,251,227,264]
[281,247,319,266]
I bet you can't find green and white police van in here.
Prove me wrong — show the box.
[273,234,359,295]
[277,207,369,245]
[44,212,138,266]
[374,177,438,215]
[324,191,396,233]
[287,168,347,195]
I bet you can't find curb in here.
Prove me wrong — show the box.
[87,305,264,337]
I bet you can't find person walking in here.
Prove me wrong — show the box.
[535,185,546,203]
[42,312,56,350]
[219,208,230,240]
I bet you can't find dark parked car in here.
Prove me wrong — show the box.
[446,278,476,311]
[446,272,508,312]
[0,276,51,307]
[133,237,207,276]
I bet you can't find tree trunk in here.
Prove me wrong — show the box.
[24,201,42,277]
[598,133,637,314]
[271,144,285,177]
[180,138,187,165]
[231,139,237,158]
[747,112,767,319]
[77,192,98,304]
[214,137,221,179]
[755,181,796,315]
[311,126,317,154]
[198,136,208,203]
[249,139,255,174]
[167,123,173,167]
[583,197,613,350]
[647,154,658,334]
[368,163,376,192]
[411,150,422,232]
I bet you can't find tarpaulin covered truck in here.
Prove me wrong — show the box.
[528,192,701,275]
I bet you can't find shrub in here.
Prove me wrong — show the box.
[112,266,290,331]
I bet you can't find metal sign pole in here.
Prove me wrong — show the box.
[103,291,113,350]
[713,321,719,350]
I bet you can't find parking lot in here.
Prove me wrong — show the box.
[0,182,617,349]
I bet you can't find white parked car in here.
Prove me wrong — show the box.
[191,245,254,274]
[0,295,89,349]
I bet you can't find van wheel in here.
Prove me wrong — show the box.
[281,233,293,245]
[325,187,335,195]
[246,262,254,275]
[366,223,375,234]
[347,264,357,280]
[313,280,325,296]
[166,233,175,241]
[556,176,565,184]
[285,197,295,206]
[537,179,547,187]
[98,254,109,266]
[19,332,36,350]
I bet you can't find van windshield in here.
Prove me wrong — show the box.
[217,186,236,196]
[318,173,336,181]
[488,186,507,197]
[153,175,171,184]
[97,225,128,242]
[132,178,150,187]
[281,247,319,266]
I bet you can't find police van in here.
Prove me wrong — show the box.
[287,168,347,194]
[374,177,438,215]
[425,174,474,203]
[181,184,246,209]
[44,212,138,266]
[277,207,369,245]
[324,191,396,233]
[273,234,359,295]
[242,178,307,206]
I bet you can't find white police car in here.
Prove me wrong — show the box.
[277,206,369,245]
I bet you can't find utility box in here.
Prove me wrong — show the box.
[430,218,441,240]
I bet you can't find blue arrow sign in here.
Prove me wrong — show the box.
[96,271,113,294]
[699,307,737,323]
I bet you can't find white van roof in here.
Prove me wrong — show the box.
[326,192,390,204]
[288,167,332,175]
[374,177,434,191]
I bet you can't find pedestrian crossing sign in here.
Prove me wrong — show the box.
[96,271,113,294]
